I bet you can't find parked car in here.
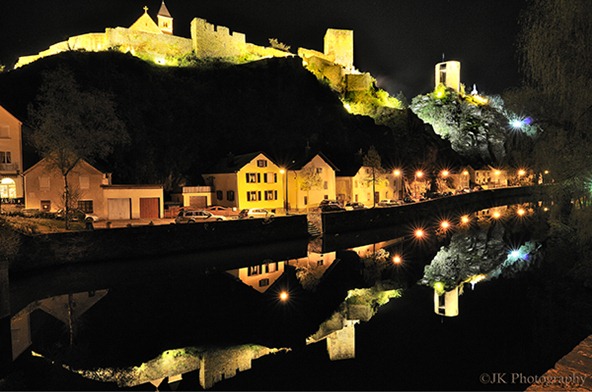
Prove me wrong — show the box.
[319,199,341,207]
[423,191,442,200]
[175,210,226,223]
[238,208,275,219]
[320,204,346,213]
[55,209,100,222]
[377,199,399,207]
[344,202,366,210]
[402,196,415,204]
[204,205,239,217]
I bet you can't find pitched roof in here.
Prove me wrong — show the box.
[129,8,163,34]
[205,152,276,174]
[289,151,340,172]
[158,1,172,17]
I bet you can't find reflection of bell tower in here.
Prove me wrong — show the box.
[158,1,173,35]
[434,286,460,317]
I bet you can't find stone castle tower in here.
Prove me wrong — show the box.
[435,60,461,92]
[324,29,354,70]
[157,1,173,35]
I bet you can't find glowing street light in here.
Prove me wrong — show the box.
[414,228,425,238]
[441,170,450,178]
[517,169,526,177]
[440,220,451,230]
[279,291,289,302]
[517,208,526,217]
[492,211,502,219]
[460,215,470,225]
[392,254,402,265]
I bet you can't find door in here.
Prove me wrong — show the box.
[108,198,131,220]
[189,196,207,208]
[140,197,159,219]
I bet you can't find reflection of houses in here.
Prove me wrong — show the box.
[226,261,285,293]
[203,152,284,212]
[10,290,108,361]
[286,152,339,212]
[0,105,24,201]
[24,158,164,220]
[336,165,403,206]
[434,287,459,317]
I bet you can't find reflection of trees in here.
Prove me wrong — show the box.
[422,220,542,291]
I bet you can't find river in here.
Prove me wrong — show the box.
[2,201,592,391]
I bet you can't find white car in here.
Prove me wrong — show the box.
[377,199,399,207]
[238,208,275,219]
[175,210,227,224]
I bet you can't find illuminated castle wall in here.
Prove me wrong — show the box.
[435,60,461,92]
[15,4,290,69]
[298,28,372,94]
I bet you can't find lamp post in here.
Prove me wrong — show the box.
[280,168,288,215]
[393,169,402,200]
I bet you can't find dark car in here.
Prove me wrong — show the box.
[402,196,415,204]
[320,204,345,213]
[423,191,442,200]
[319,199,340,207]
[345,202,366,210]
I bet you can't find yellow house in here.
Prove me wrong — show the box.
[203,152,284,212]
[24,158,164,220]
[336,165,402,206]
[226,261,286,293]
[474,165,509,188]
[0,105,24,201]
[286,152,339,212]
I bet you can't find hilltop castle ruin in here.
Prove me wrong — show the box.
[14,2,374,95]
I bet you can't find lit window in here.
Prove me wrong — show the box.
[257,160,268,168]
[247,191,259,201]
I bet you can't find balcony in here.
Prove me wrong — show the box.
[0,163,18,172]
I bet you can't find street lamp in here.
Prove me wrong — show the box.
[279,168,288,214]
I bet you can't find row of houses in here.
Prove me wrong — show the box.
[1,104,522,221]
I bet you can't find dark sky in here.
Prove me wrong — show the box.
[0,0,527,98]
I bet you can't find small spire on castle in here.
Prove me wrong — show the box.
[143,6,148,13]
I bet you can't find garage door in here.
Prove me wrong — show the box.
[108,198,131,220]
[189,196,207,208]
[140,197,160,219]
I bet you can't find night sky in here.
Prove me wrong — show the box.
[0,0,527,98]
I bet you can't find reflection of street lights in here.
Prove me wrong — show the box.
[279,168,288,214]
[494,169,501,188]
[414,170,423,199]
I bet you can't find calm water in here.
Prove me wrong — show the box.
[2,202,592,391]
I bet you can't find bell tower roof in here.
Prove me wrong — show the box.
[158,1,172,18]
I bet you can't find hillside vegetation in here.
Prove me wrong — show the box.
[0,51,460,189]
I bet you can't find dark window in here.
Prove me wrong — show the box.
[216,190,223,200]
[257,160,268,167]
[77,200,94,213]
[259,278,270,287]
[227,190,235,201]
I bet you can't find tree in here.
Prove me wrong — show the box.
[28,67,128,229]
[363,146,384,207]
[508,0,592,218]
[298,166,323,209]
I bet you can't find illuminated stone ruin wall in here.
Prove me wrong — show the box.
[345,73,373,92]
[324,29,354,70]
[106,27,192,64]
[191,18,247,58]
